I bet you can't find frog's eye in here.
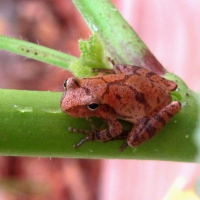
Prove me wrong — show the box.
[63,78,80,90]
[87,103,99,110]
[63,79,68,89]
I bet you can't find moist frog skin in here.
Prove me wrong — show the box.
[60,58,181,150]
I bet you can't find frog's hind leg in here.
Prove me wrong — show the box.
[127,101,181,147]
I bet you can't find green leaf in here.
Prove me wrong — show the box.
[69,34,111,77]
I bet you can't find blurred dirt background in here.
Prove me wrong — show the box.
[0,0,200,200]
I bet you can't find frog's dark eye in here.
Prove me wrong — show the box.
[87,103,99,110]
[63,79,68,89]
[64,78,80,90]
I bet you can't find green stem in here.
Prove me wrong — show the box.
[0,88,198,162]
[72,0,165,74]
[0,35,77,69]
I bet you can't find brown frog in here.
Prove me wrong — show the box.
[60,58,181,150]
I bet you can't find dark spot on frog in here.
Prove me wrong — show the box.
[154,114,166,126]
[145,124,157,138]
[82,87,90,94]
[128,86,151,111]
[115,94,121,101]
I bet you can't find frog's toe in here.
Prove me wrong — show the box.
[119,142,128,152]
[74,136,91,149]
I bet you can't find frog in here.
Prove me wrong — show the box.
[60,58,181,151]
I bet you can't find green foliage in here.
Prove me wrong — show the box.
[69,34,111,77]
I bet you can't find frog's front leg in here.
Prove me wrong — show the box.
[127,101,181,147]
[70,116,123,148]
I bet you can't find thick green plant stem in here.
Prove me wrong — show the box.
[0,87,198,162]
[0,35,77,69]
[72,0,165,74]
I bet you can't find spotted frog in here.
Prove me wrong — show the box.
[60,58,181,150]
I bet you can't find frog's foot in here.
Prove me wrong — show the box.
[68,127,95,149]
[68,118,107,149]
[119,142,128,152]
[108,131,129,152]
[117,131,129,152]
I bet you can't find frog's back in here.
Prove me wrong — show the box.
[99,74,172,123]
[113,64,178,92]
